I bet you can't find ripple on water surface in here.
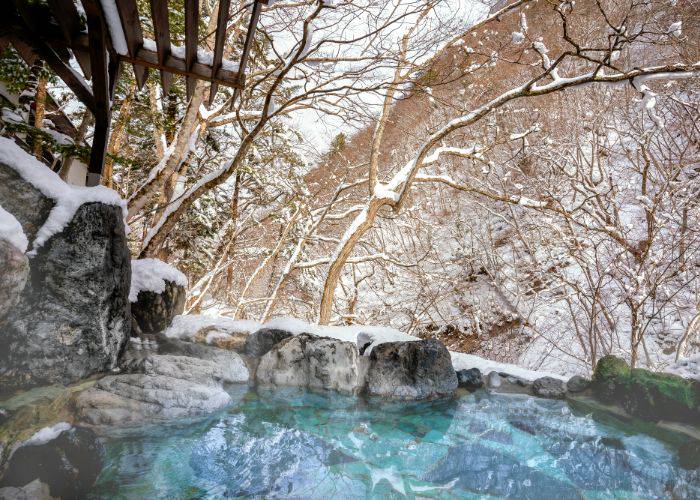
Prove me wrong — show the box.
[91,388,700,499]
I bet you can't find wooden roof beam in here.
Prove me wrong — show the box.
[81,0,111,186]
[150,0,172,96]
[47,0,92,79]
[49,34,243,88]
[184,0,199,100]
[208,0,231,106]
[7,31,95,113]
[115,0,148,89]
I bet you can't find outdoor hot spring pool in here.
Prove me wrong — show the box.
[90,387,698,499]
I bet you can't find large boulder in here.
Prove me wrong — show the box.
[256,334,368,395]
[72,371,232,428]
[0,238,28,320]
[121,353,248,385]
[157,334,251,377]
[532,377,566,399]
[0,158,130,393]
[245,328,293,357]
[0,202,131,392]
[367,339,457,399]
[566,375,590,393]
[456,368,483,390]
[0,425,103,498]
[130,259,187,335]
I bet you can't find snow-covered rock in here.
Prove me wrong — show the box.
[129,258,187,302]
[130,259,187,334]
[0,137,126,254]
[367,339,458,400]
[256,334,368,395]
[0,205,27,252]
[0,141,131,392]
[164,314,261,344]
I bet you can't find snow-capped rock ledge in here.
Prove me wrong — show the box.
[129,258,188,302]
[164,314,568,382]
[0,137,126,254]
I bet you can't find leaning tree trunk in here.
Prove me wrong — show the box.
[318,198,386,325]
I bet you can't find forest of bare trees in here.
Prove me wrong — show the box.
[1,0,698,376]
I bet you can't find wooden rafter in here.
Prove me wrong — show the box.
[81,0,111,186]
[47,0,92,79]
[184,0,199,100]
[3,0,266,184]
[208,0,231,105]
[150,0,173,96]
[115,0,148,89]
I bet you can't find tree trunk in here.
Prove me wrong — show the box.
[59,110,93,181]
[32,75,48,157]
[103,83,136,188]
[318,198,386,324]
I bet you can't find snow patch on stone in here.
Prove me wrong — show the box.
[23,422,71,447]
[0,137,127,254]
[451,352,567,382]
[163,314,260,340]
[0,204,28,252]
[130,258,188,302]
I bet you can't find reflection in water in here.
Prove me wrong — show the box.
[91,388,699,499]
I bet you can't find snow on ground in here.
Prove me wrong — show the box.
[168,314,568,381]
[129,258,188,302]
[666,353,700,381]
[23,422,71,446]
[0,137,126,254]
[163,314,261,342]
[451,352,566,381]
[0,204,28,252]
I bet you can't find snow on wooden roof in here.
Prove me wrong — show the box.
[2,0,269,185]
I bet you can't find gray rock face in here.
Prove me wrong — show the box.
[566,375,590,393]
[457,368,483,390]
[73,364,233,428]
[0,479,53,500]
[157,335,251,376]
[0,201,131,393]
[367,339,457,399]
[131,280,185,335]
[0,426,103,499]
[532,377,567,399]
[256,334,368,395]
[122,353,248,385]
[0,163,54,244]
[0,238,28,320]
[245,328,293,357]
